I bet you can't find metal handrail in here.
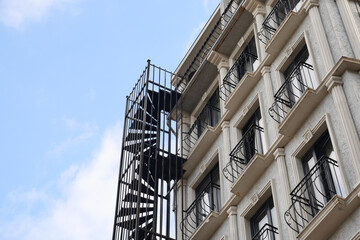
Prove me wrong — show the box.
[223,124,264,183]
[268,61,314,123]
[220,51,258,101]
[183,103,220,157]
[175,0,244,92]
[180,183,221,238]
[284,156,344,233]
[252,223,279,240]
[258,0,301,44]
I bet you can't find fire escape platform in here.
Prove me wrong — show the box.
[297,183,360,240]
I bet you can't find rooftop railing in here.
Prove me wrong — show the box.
[268,62,315,123]
[180,183,221,238]
[252,223,279,240]
[258,0,301,44]
[284,156,345,233]
[220,51,258,101]
[175,0,244,92]
[223,124,264,183]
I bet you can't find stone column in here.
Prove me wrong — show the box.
[180,113,191,156]
[253,6,267,61]
[335,0,360,58]
[218,59,229,114]
[176,179,187,240]
[305,0,335,72]
[227,206,239,240]
[221,121,233,201]
[326,76,360,184]
[261,66,278,141]
[274,148,296,239]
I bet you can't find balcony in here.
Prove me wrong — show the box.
[220,51,258,101]
[223,124,264,183]
[183,90,220,157]
[252,223,279,240]
[258,0,302,45]
[284,156,345,233]
[176,0,243,92]
[181,183,221,238]
[269,62,315,123]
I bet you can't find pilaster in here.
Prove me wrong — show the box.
[253,5,267,61]
[227,206,239,240]
[325,76,360,183]
[221,121,233,200]
[335,0,360,58]
[305,0,334,72]
[218,59,230,115]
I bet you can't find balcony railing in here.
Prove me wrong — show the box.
[175,0,244,92]
[268,62,315,123]
[284,156,345,233]
[183,104,220,156]
[220,52,258,101]
[252,223,279,240]
[223,124,264,183]
[258,0,301,44]
[180,183,221,238]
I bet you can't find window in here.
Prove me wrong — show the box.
[250,197,279,240]
[241,108,265,164]
[195,164,221,226]
[301,131,345,215]
[197,88,221,137]
[283,45,315,108]
[236,37,259,81]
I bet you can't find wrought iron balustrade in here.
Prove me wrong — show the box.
[180,183,221,238]
[183,104,220,157]
[223,124,264,183]
[220,52,258,101]
[268,62,315,123]
[252,223,279,240]
[176,0,244,92]
[284,156,345,233]
[258,0,301,44]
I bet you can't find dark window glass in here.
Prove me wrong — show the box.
[195,164,221,226]
[241,108,264,164]
[250,197,278,240]
[236,37,258,81]
[197,88,220,137]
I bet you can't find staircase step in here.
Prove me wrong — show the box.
[125,132,157,141]
[116,214,153,230]
[118,207,154,216]
[129,179,155,196]
[123,193,154,204]
[124,139,157,152]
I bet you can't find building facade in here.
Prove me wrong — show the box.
[113,0,360,239]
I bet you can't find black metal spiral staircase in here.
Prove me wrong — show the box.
[113,62,184,240]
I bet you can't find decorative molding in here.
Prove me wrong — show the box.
[221,121,230,129]
[176,179,187,190]
[237,37,245,48]
[253,5,266,17]
[260,66,271,76]
[302,129,313,143]
[218,59,230,71]
[303,0,319,12]
[208,50,228,66]
[226,206,238,217]
[325,76,343,92]
[274,148,285,159]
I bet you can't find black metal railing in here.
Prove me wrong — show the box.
[183,105,220,156]
[175,0,244,92]
[284,156,345,233]
[220,52,258,101]
[258,0,301,44]
[180,183,221,238]
[223,124,264,183]
[252,223,279,240]
[356,0,360,18]
[269,62,315,123]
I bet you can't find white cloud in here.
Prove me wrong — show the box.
[0,122,122,240]
[184,21,206,53]
[0,0,80,29]
[52,118,98,155]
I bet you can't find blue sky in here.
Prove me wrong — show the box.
[0,0,219,239]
